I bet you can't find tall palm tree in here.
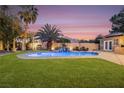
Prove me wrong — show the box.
[36,24,63,50]
[18,5,38,50]
[11,16,22,52]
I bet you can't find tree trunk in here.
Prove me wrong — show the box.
[6,41,10,52]
[47,41,52,50]
[32,36,35,51]
[12,38,16,52]
[22,24,28,51]
[22,38,26,51]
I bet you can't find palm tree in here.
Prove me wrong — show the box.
[11,16,22,52]
[18,5,38,50]
[36,24,63,50]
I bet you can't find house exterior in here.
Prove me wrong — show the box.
[28,36,47,50]
[99,33,124,54]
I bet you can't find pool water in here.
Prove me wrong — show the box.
[26,51,98,57]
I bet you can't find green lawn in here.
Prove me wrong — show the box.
[0,52,124,88]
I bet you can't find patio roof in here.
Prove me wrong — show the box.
[104,32,124,38]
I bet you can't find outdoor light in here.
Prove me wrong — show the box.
[52,47,55,50]
[69,47,73,51]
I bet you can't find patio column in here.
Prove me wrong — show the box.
[0,41,3,50]
[12,38,16,52]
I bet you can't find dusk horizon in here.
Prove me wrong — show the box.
[28,5,124,40]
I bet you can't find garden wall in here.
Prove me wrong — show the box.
[52,43,98,51]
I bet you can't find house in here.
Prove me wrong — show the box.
[28,36,47,50]
[99,33,124,54]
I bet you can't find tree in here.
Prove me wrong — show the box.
[57,37,71,43]
[0,5,38,51]
[0,5,22,51]
[0,5,12,51]
[11,16,22,51]
[94,34,103,43]
[36,24,63,50]
[110,8,124,33]
[79,39,88,43]
[18,5,38,50]
[0,15,22,51]
[0,6,9,50]
[0,5,9,16]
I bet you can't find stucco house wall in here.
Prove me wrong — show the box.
[100,34,124,54]
[114,46,124,54]
[113,36,124,54]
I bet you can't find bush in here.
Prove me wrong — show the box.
[73,46,80,51]
[80,47,85,51]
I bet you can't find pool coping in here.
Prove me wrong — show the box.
[17,51,99,59]
[17,54,99,59]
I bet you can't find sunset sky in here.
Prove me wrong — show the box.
[29,5,124,40]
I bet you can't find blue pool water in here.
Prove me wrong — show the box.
[26,51,98,57]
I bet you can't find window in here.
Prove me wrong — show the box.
[114,39,119,45]
[109,41,112,50]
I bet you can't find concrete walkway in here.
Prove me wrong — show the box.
[98,52,124,65]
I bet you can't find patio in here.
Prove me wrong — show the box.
[98,52,124,65]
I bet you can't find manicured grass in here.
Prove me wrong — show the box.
[0,52,124,88]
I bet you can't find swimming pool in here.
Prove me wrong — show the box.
[25,51,98,58]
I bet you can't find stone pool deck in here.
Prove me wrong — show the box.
[17,51,124,65]
[98,52,124,65]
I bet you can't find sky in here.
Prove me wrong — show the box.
[29,5,124,40]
